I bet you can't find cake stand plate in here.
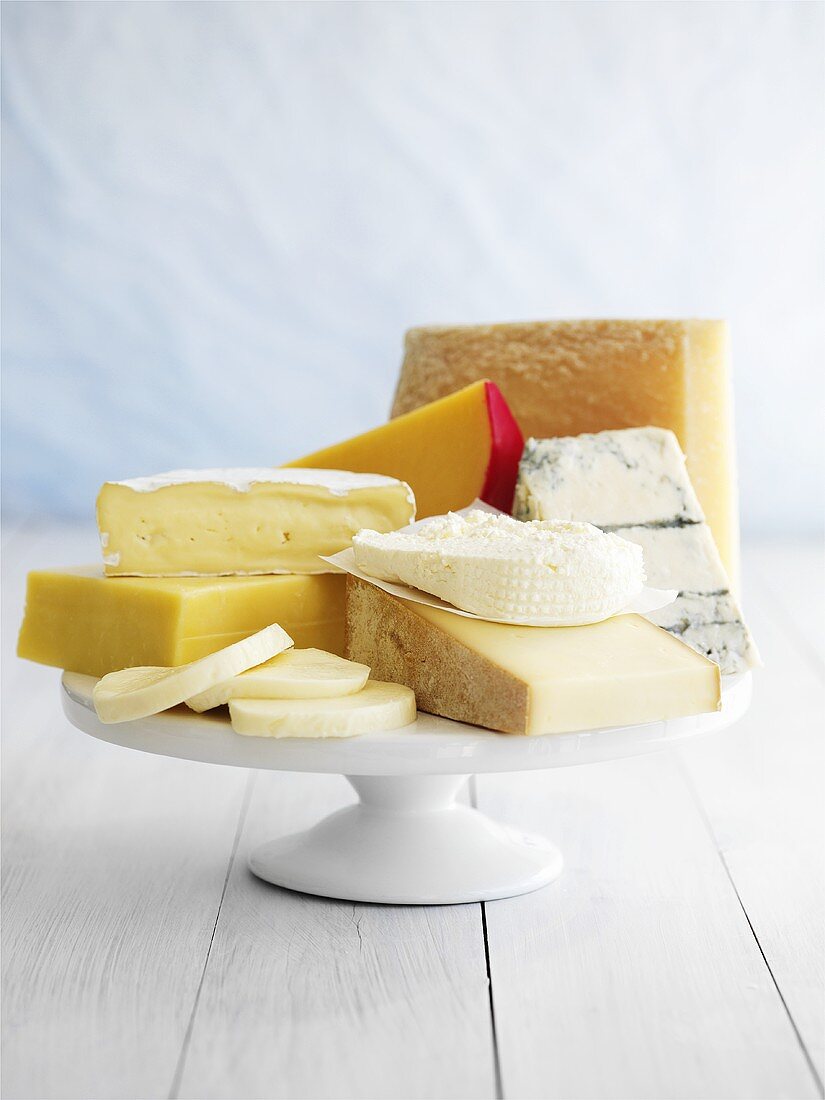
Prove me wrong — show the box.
[61,672,751,905]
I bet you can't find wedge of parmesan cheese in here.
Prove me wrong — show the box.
[346,577,720,735]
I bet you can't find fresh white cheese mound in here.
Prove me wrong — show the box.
[353,509,645,624]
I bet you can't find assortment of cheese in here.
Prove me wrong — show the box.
[17,318,757,739]
[71,467,417,738]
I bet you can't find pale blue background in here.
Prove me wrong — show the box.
[2,1,823,531]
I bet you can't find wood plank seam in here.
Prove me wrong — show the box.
[175,771,499,1099]
[677,758,825,1098]
[168,770,257,1100]
[350,902,365,954]
[470,775,504,1100]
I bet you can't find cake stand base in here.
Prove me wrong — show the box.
[63,672,751,906]
[249,774,563,905]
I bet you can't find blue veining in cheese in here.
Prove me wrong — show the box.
[514,428,758,674]
[515,428,704,528]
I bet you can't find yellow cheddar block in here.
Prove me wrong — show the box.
[394,320,739,581]
[286,381,524,517]
[17,567,346,677]
[346,577,720,735]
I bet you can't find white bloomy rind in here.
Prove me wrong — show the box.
[108,467,415,504]
[353,510,645,624]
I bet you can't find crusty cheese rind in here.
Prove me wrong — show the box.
[345,576,528,733]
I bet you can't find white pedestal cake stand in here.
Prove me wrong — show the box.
[61,672,751,906]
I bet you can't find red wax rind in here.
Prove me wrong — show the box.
[480,381,524,512]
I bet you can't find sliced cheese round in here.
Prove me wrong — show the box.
[93,624,294,724]
[229,680,416,739]
[186,648,370,712]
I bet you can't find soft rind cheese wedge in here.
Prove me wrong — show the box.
[514,428,758,673]
[353,509,644,624]
[346,576,721,736]
[229,681,416,739]
[93,624,293,723]
[186,648,370,712]
[17,567,347,676]
[286,380,524,516]
[97,468,415,577]
[393,320,739,580]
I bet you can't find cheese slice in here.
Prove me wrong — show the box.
[393,321,739,580]
[17,567,347,677]
[286,381,524,517]
[97,468,415,577]
[345,577,720,735]
[186,649,370,712]
[514,428,758,674]
[93,624,294,724]
[229,681,417,739]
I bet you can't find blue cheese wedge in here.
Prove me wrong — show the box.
[514,428,758,674]
[515,427,705,528]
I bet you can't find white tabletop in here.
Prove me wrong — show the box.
[3,522,823,1100]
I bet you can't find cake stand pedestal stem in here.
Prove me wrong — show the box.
[249,772,563,905]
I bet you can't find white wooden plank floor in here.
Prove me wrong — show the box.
[2,524,823,1100]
